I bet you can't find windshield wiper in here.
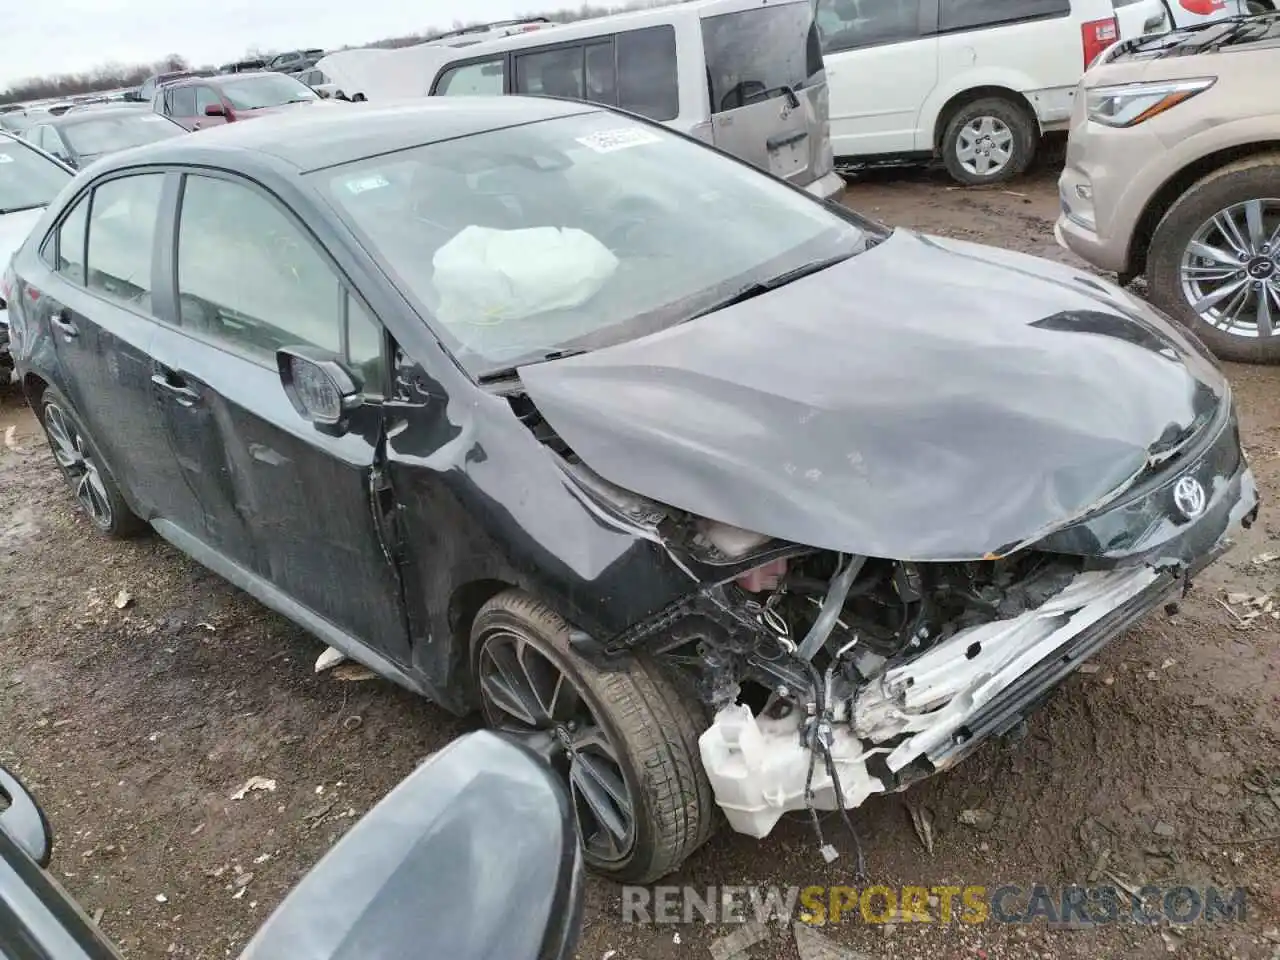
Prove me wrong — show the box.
[477,348,586,384]
[0,203,48,216]
[684,251,858,323]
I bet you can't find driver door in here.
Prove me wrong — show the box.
[151,170,411,665]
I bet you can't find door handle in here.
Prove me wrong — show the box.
[151,371,200,407]
[50,309,77,339]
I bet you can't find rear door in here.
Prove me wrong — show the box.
[699,0,827,187]
[816,0,938,157]
[32,171,202,526]
[151,169,411,664]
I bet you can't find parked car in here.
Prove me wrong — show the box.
[154,72,334,130]
[25,107,186,169]
[1057,13,1280,362]
[0,731,585,960]
[318,0,845,199]
[0,131,72,375]
[6,98,1257,882]
[0,109,41,136]
[130,70,212,103]
[815,0,1169,184]
[268,48,326,72]
[218,58,270,74]
[293,67,340,98]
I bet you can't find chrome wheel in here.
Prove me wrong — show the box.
[476,628,636,864]
[43,401,113,529]
[956,116,1014,178]
[1180,198,1280,340]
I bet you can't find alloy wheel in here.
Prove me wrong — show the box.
[1179,198,1280,339]
[475,628,637,864]
[43,402,114,529]
[956,116,1014,178]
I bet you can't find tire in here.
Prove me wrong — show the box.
[1146,154,1280,364]
[37,387,147,538]
[470,590,715,883]
[940,97,1037,186]
[351,93,366,103]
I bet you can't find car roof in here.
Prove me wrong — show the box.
[95,96,600,174]
[170,71,281,88]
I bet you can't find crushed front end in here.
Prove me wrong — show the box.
[585,393,1257,845]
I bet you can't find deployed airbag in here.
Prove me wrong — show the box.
[433,226,618,326]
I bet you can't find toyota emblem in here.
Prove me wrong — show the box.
[1173,476,1207,520]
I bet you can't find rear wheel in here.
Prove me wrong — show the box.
[37,388,146,538]
[470,590,715,883]
[941,97,1037,186]
[1146,155,1280,363]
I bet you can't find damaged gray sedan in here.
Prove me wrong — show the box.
[7,98,1258,884]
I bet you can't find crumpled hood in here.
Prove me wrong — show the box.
[517,230,1227,561]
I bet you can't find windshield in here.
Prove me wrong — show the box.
[0,135,73,213]
[221,74,318,109]
[317,111,873,377]
[61,113,183,157]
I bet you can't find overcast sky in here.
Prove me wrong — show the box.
[1,0,537,87]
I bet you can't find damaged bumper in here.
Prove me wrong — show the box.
[698,454,1257,840]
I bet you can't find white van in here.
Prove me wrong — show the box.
[816,0,1171,184]
[315,0,845,199]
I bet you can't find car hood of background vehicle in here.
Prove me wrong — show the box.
[0,207,45,266]
[517,230,1227,561]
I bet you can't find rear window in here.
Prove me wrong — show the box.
[702,3,824,114]
[62,114,183,156]
[436,58,506,96]
[0,135,73,213]
[939,0,1071,32]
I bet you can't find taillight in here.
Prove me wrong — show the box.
[1081,17,1119,70]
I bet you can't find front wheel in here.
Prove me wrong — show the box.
[940,97,1037,186]
[1146,155,1280,364]
[470,590,716,883]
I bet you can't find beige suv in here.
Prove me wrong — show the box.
[1056,14,1280,363]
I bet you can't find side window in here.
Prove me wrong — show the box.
[816,0,924,54]
[346,295,384,395]
[514,46,584,99]
[194,86,222,113]
[435,58,505,96]
[617,26,679,122]
[177,174,354,365]
[86,175,164,308]
[53,197,88,284]
[939,0,1069,31]
[45,129,68,160]
[170,87,197,118]
[583,42,616,106]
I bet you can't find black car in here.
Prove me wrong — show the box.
[0,732,583,960]
[24,106,186,169]
[5,98,1258,882]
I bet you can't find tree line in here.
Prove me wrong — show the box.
[0,2,669,104]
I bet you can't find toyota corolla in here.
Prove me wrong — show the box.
[5,98,1258,883]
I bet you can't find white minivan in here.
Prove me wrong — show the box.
[816,0,1171,184]
[314,0,845,199]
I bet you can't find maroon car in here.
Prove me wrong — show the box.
[153,71,338,131]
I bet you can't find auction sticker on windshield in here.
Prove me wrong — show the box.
[576,128,662,154]
[344,174,390,195]
[0,154,12,163]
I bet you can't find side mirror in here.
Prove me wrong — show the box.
[203,103,226,117]
[833,0,859,17]
[0,766,53,867]
[277,345,364,435]
[238,731,583,960]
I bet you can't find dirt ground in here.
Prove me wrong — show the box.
[1,143,1277,960]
